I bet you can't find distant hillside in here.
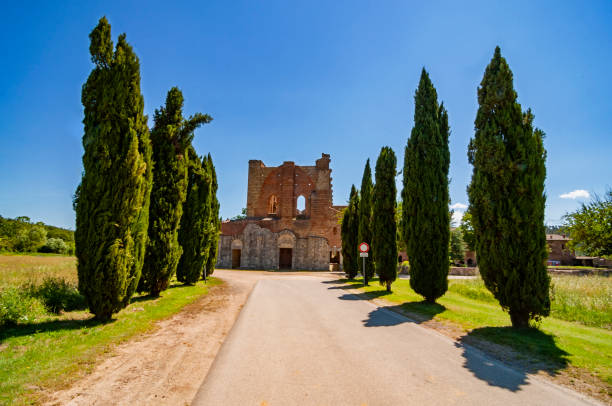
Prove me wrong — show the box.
[0,215,74,254]
[546,224,569,235]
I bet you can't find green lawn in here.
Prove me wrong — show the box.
[341,276,612,393]
[0,276,221,405]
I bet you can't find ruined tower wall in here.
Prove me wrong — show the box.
[220,153,343,271]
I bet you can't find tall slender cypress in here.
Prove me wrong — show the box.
[140,88,211,295]
[341,185,360,279]
[205,154,221,277]
[357,159,374,279]
[467,47,549,328]
[373,147,397,292]
[75,17,152,320]
[402,68,451,303]
[177,148,212,284]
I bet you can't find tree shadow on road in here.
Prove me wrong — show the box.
[337,290,390,300]
[361,301,446,327]
[455,327,569,392]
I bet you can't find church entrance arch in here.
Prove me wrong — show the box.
[279,248,292,269]
[277,232,295,270]
[231,239,243,269]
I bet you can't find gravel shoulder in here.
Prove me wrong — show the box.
[45,271,264,406]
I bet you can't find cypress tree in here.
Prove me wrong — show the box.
[357,159,375,279]
[205,153,221,277]
[140,88,211,295]
[372,147,397,292]
[74,17,152,320]
[341,185,360,279]
[402,69,451,303]
[467,46,549,328]
[177,148,212,284]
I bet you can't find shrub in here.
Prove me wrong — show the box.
[39,238,69,254]
[14,226,47,252]
[0,287,45,326]
[29,277,86,314]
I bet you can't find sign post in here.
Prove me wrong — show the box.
[358,242,370,286]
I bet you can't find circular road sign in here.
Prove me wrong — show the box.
[358,242,370,253]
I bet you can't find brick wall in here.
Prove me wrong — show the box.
[220,153,343,270]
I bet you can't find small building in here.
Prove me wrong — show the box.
[546,234,574,266]
[217,154,345,271]
[464,250,477,267]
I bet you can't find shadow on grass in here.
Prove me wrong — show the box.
[456,327,569,391]
[328,279,447,327]
[130,281,197,303]
[129,294,159,304]
[0,317,111,342]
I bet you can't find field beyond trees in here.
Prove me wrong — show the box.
[341,275,612,401]
[0,255,220,405]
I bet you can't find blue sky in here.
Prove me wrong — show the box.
[1,1,610,229]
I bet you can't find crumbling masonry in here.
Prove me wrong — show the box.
[217,154,345,270]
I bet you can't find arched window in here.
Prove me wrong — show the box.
[268,195,278,215]
[296,195,306,214]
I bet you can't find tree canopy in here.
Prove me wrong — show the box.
[75,17,152,320]
[563,189,612,258]
[467,46,549,328]
[402,69,450,303]
[373,146,398,292]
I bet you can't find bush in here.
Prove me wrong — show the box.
[14,226,47,252]
[0,287,45,326]
[39,238,69,254]
[28,277,86,314]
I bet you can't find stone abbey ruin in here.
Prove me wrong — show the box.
[217,153,345,270]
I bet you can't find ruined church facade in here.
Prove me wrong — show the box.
[217,154,345,271]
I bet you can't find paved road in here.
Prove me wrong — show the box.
[193,272,599,406]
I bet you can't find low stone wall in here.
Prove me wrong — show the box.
[397,265,479,276]
[450,267,479,276]
[548,268,612,277]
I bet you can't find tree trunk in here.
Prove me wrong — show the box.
[510,309,530,328]
[386,281,392,293]
[93,311,112,322]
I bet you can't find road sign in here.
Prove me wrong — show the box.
[359,252,369,257]
[358,242,370,253]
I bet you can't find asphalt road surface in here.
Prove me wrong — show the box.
[193,272,599,406]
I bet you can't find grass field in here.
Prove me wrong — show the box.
[0,255,77,289]
[342,275,612,396]
[0,255,221,405]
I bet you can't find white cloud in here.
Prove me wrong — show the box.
[450,202,468,210]
[451,210,464,226]
[560,189,590,200]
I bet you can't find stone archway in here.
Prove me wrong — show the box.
[231,239,243,269]
[277,231,296,270]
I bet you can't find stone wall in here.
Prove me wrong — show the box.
[241,153,342,250]
[219,153,343,270]
[217,224,330,271]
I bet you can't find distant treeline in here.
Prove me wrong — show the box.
[0,216,74,255]
[545,225,568,235]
